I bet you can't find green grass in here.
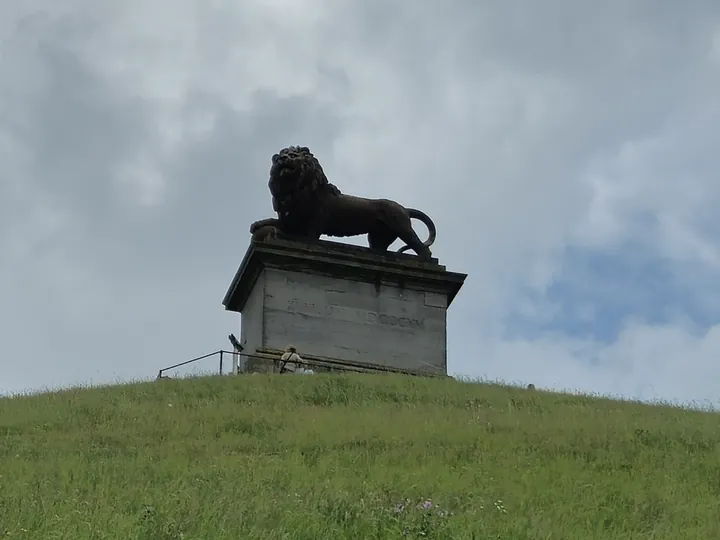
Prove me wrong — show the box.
[1,373,719,539]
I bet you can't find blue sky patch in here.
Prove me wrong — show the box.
[505,242,719,343]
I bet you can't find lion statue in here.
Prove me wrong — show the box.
[249,146,437,260]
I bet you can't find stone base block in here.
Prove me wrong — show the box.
[222,237,467,376]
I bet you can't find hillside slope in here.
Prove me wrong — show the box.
[1,374,719,539]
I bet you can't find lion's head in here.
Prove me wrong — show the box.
[268,146,340,215]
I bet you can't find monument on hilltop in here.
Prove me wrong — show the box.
[222,146,467,375]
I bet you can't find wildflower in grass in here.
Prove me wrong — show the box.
[390,495,453,539]
[418,499,433,510]
[394,498,410,513]
[494,499,507,513]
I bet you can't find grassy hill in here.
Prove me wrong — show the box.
[1,373,719,539]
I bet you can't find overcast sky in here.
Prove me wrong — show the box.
[2,0,720,405]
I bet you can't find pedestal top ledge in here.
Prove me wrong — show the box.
[222,237,467,313]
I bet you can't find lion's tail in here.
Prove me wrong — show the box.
[397,208,437,254]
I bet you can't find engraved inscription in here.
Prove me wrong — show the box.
[285,298,425,329]
[375,313,425,329]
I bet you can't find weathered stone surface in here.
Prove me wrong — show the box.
[222,237,466,375]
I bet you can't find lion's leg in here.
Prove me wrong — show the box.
[377,202,433,260]
[367,226,397,252]
[397,225,432,259]
[306,216,325,241]
[250,217,280,234]
[252,224,281,243]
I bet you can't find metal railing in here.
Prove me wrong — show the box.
[156,349,261,379]
[156,347,447,380]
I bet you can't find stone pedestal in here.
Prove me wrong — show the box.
[222,237,467,376]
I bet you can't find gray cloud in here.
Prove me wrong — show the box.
[0,12,347,391]
[2,0,720,406]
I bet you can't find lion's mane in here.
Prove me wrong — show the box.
[268,146,341,206]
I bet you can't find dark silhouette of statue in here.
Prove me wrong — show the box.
[249,146,437,260]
